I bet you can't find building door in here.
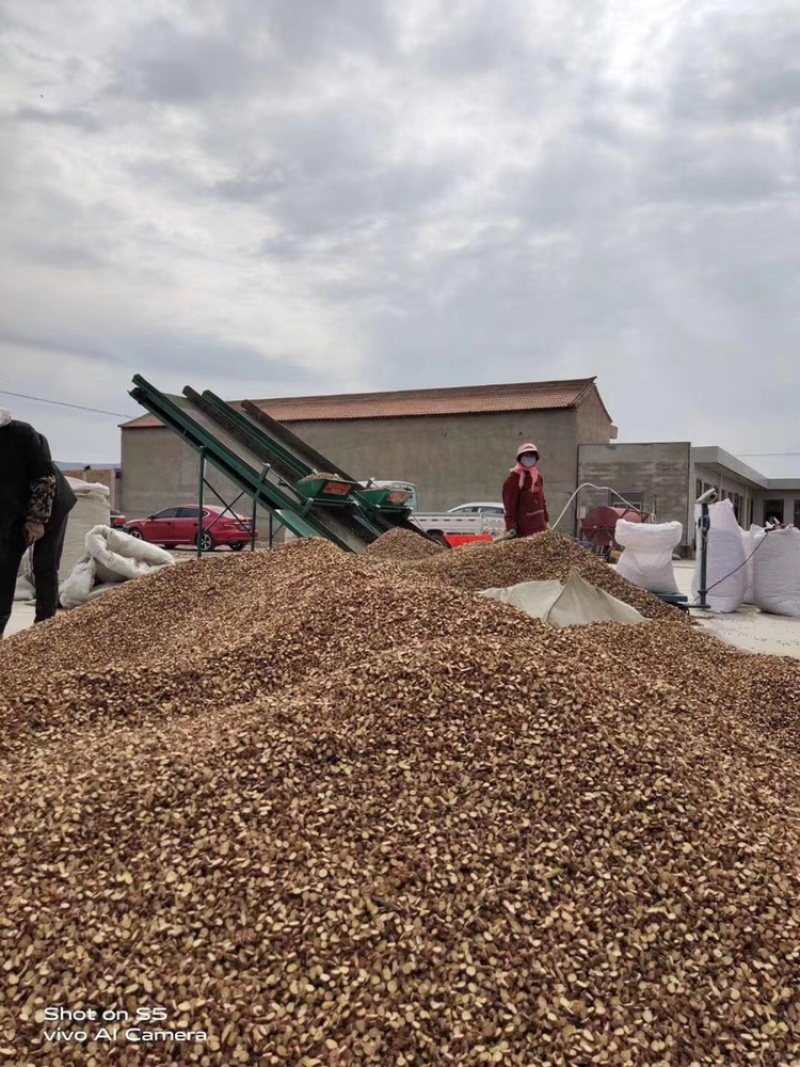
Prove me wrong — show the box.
[795,500,800,528]
[763,499,784,525]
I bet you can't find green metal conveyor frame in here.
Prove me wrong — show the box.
[129,376,373,552]
[128,376,432,553]
[180,387,388,547]
[193,389,430,539]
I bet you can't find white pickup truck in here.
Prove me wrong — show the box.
[360,482,506,541]
[413,501,506,540]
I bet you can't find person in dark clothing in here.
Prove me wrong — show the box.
[0,411,75,636]
[502,442,549,539]
[31,435,76,625]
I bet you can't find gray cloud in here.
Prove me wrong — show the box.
[667,7,800,123]
[1,0,799,468]
[0,326,321,384]
[12,106,102,131]
[108,0,398,105]
[109,19,260,104]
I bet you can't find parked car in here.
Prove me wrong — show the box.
[110,509,127,530]
[125,505,258,551]
[447,502,505,520]
[412,501,507,542]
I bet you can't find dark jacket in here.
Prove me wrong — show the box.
[37,436,77,524]
[502,470,549,537]
[0,420,57,531]
[51,465,78,523]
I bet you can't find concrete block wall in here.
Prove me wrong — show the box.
[691,465,759,531]
[688,468,800,530]
[119,392,615,546]
[286,408,582,530]
[577,442,692,546]
[120,428,279,540]
[748,490,800,528]
[576,389,617,446]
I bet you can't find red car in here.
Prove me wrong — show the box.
[125,505,258,552]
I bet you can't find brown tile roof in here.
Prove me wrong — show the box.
[122,377,604,429]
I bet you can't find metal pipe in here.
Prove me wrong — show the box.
[697,502,710,609]
[198,448,206,557]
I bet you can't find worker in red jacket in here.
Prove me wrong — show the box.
[502,443,549,538]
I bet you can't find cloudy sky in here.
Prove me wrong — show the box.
[1,0,799,472]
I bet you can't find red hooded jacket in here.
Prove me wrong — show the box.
[502,468,549,537]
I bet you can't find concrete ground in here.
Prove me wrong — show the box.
[5,553,800,659]
[670,560,800,660]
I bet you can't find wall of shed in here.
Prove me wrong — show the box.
[120,427,280,540]
[280,409,581,526]
[577,442,692,548]
[121,408,586,539]
[575,387,616,445]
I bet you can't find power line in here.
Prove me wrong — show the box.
[0,389,134,419]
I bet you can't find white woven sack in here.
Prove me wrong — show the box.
[61,489,111,579]
[66,476,112,496]
[60,560,97,609]
[60,526,174,609]
[752,526,800,617]
[86,526,174,580]
[691,499,746,613]
[614,520,682,594]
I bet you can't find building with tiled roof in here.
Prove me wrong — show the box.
[120,377,617,526]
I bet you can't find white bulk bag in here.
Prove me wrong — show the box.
[61,478,112,579]
[752,526,800,617]
[14,571,36,602]
[15,476,111,592]
[614,520,682,594]
[60,525,174,609]
[691,499,746,613]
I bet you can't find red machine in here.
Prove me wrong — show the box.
[580,506,648,558]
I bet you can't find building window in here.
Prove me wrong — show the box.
[764,499,784,525]
[695,479,703,500]
[610,491,644,511]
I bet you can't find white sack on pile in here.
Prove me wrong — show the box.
[480,569,646,628]
[61,477,112,578]
[614,520,682,594]
[60,525,174,609]
[752,526,800,618]
[14,571,36,603]
[14,477,113,601]
[691,499,746,614]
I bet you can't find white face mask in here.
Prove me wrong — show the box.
[520,455,538,468]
